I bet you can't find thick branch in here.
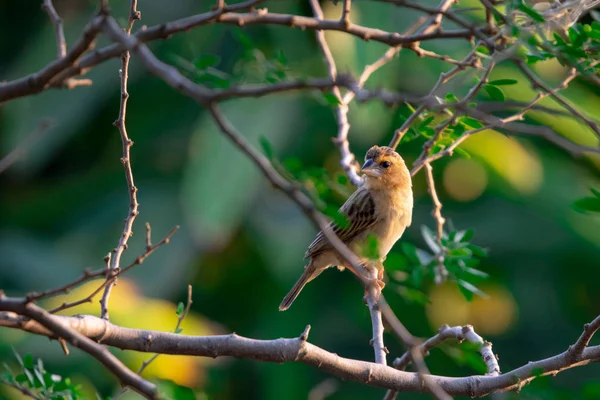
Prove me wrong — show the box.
[1,310,599,398]
[0,299,156,399]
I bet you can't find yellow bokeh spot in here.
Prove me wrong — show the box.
[426,283,518,336]
[461,130,543,195]
[45,279,222,388]
[443,158,488,202]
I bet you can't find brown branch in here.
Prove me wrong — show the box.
[309,0,362,185]
[48,225,179,314]
[2,309,600,398]
[100,0,141,320]
[0,15,103,104]
[8,1,492,101]
[41,0,66,58]
[514,62,600,138]
[0,298,157,399]
[568,315,600,361]
[393,324,500,374]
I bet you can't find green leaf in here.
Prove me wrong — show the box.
[445,93,459,103]
[483,84,505,101]
[176,302,184,316]
[175,328,184,334]
[283,157,303,174]
[401,242,419,265]
[458,279,489,299]
[421,225,441,253]
[454,147,471,159]
[259,136,273,160]
[455,228,474,243]
[488,79,518,86]
[396,286,429,305]
[573,197,600,213]
[193,55,220,70]
[385,252,409,271]
[459,117,484,129]
[476,45,490,55]
[590,187,600,198]
[418,116,435,132]
[324,205,350,229]
[363,233,380,260]
[467,244,488,258]
[448,247,472,259]
[232,28,255,50]
[323,92,341,105]
[22,354,34,370]
[517,2,545,22]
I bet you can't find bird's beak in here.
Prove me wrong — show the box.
[361,158,381,177]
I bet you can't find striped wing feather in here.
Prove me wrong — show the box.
[305,186,377,259]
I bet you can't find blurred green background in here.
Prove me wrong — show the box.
[2,0,600,399]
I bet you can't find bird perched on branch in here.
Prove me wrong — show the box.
[279,145,413,311]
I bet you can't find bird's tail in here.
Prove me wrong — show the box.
[279,268,314,311]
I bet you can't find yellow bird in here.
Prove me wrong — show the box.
[279,145,413,311]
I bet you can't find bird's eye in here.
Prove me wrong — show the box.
[381,161,392,169]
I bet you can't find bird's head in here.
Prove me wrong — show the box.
[361,145,411,189]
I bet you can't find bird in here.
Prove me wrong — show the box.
[279,145,413,311]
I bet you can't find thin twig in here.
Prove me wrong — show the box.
[309,0,362,186]
[101,0,141,320]
[50,225,179,314]
[41,0,66,58]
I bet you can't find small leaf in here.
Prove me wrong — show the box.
[193,55,220,70]
[22,354,34,370]
[175,328,184,334]
[476,45,490,54]
[483,84,505,101]
[396,286,429,305]
[573,197,600,213]
[590,187,600,198]
[460,117,484,129]
[259,136,273,160]
[385,252,409,271]
[454,147,471,159]
[421,225,441,253]
[325,206,350,229]
[488,79,518,86]
[448,247,472,259]
[322,92,341,105]
[176,302,184,316]
[458,279,489,299]
[517,2,545,22]
[455,228,474,243]
[467,244,488,258]
[232,28,255,50]
[401,242,419,265]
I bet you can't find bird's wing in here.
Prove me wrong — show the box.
[305,186,377,259]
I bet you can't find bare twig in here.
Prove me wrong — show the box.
[50,225,179,314]
[568,315,600,361]
[393,324,500,375]
[41,0,66,58]
[101,0,141,320]
[309,0,362,186]
[0,15,103,104]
